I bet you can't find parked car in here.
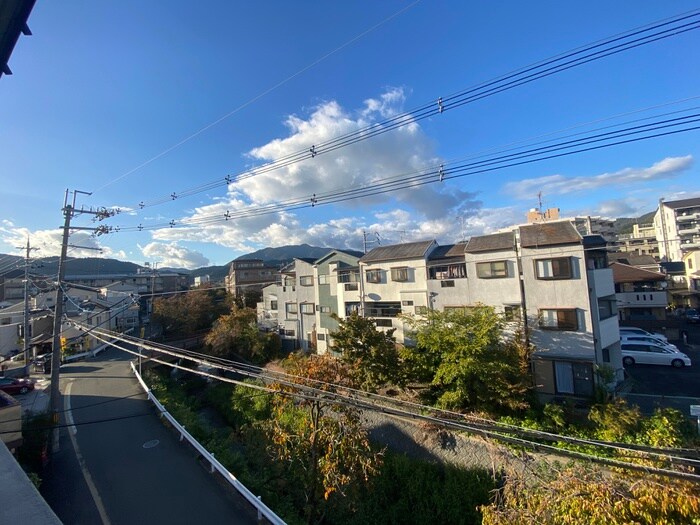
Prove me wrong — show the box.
[32,353,53,373]
[619,327,668,342]
[621,342,691,368]
[685,309,700,324]
[620,334,678,351]
[0,377,35,395]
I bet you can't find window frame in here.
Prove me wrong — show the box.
[390,266,409,282]
[539,308,578,331]
[299,276,314,286]
[300,303,315,314]
[365,269,382,284]
[535,257,573,280]
[476,260,508,279]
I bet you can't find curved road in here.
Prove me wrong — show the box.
[40,347,259,525]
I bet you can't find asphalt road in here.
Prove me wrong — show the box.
[40,346,258,525]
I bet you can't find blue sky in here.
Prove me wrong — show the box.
[1,1,699,269]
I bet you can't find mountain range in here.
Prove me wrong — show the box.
[1,213,655,283]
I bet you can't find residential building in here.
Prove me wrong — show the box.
[258,223,622,398]
[615,222,659,258]
[193,275,210,287]
[225,259,278,297]
[682,251,700,308]
[357,240,438,344]
[654,197,700,262]
[312,250,361,354]
[276,258,317,351]
[610,262,668,321]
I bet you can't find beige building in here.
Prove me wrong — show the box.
[654,197,700,262]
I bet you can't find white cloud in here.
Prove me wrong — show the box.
[504,156,693,198]
[139,242,209,270]
[0,225,125,259]
[149,88,483,254]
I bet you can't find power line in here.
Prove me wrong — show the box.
[77,325,700,481]
[92,0,423,193]
[105,109,700,233]
[118,10,700,212]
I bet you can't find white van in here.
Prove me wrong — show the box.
[619,327,667,342]
[620,334,678,351]
[621,342,691,368]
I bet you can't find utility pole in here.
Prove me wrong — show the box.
[49,190,115,453]
[18,237,39,376]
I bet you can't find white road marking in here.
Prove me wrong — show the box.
[64,380,113,525]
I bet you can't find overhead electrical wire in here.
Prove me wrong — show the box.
[79,327,700,481]
[107,109,700,232]
[120,9,700,212]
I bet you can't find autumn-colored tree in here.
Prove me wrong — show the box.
[330,311,402,390]
[403,306,530,412]
[482,463,700,525]
[204,304,281,362]
[267,353,382,524]
[152,287,228,337]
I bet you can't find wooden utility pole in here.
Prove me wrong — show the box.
[49,190,115,453]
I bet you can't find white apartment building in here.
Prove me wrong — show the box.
[276,258,317,351]
[654,197,700,262]
[258,223,622,398]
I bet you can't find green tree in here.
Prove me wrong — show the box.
[329,311,401,390]
[268,353,382,523]
[204,304,279,362]
[403,306,530,412]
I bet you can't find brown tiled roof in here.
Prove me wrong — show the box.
[519,222,581,248]
[428,243,467,260]
[610,262,666,283]
[465,232,514,253]
[663,197,700,210]
[360,240,436,263]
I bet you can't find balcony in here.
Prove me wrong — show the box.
[616,291,667,308]
[676,211,700,222]
[587,268,615,298]
[598,316,620,349]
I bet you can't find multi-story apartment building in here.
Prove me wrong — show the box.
[654,197,700,261]
[276,258,317,351]
[225,259,278,297]
[681,251,700,308]
[526,207,617,244]
[615,222,659,257]
[259,223,622,398]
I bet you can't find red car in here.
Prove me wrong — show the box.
[0,377,35,395]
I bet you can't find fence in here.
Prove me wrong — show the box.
[129,362,286,525]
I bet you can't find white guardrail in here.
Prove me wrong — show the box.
[129,361,286,525]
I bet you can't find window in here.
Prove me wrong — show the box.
[415,305,429,315]
[345,302,360,316]
[476,261,508,279]
[338,271,359,283]
[344,283,359,291]
[554,361,593,396]
[286,303,298,315]
[539,309,578,331]
[504,305,522,322]
[365,269,382,283]
[365,302,402,318]
[374,319,393,327]
[317,333,326,341]
[402,300,414,306]
[598,297,617,320]
[283,276,296,286]
[283,329,295,337]
[440,280,455,287]
[535,257,573,279]
[316,305,331,313]
[300,303,315,314]
[318,274,329,285]
[391,267,409,282]
[299,276,313,286]
[270,300,278,310]
[429,263,466,280]
[0,318,10,326]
